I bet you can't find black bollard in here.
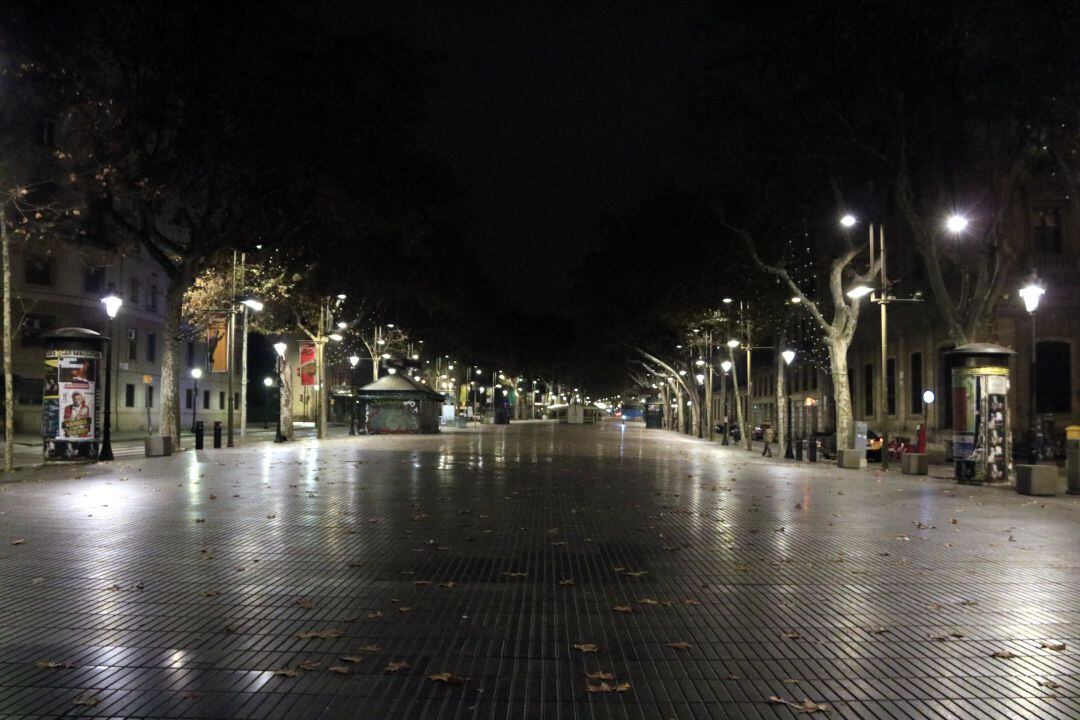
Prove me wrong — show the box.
[195,421,205,450]
[795,436,804,460]
[213,421,223,449]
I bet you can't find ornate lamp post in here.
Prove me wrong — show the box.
[781,349,796,458]
[348,354,360,435]
[720,359,732,445]
[262,376,273,429]
[190,367,202,433]
[99,284,122,461]
[1019,276,1045,463]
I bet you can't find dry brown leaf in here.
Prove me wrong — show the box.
[271,668,300,677]
[638,598,660,606]
[202,591,219,598]
[502,571,527,578]
[573,643,599,653]
[865,626,888,635]
[294,598,315,609]
[683,599,701,606]
[384,660,410,673]
[328,666,351,675]
[769,696,830,714]
[439,581,455,588]
[72,695,100,706]
[297,660,320,671]
[585,671,616,681]
[613,605,633,613]
[365,611,384,619]
[991,650,1017,659]
[414,580,431,586]
[10,539,27,546]
[398,606,412,613]
[357,644,381,653]
[35,660,76,669]
[428,672,468,685]
[339,655,363,663]
[668,642,692,650]
[586,681,631,693]
[296,628,343,639]
[558,579,575,586]
[1040,641,1066,651]
[1039,680,1062,689]
[621,570,648,577]
[782,631,802,640]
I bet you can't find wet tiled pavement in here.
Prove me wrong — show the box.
[1,421,1078,719]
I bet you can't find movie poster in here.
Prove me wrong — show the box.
[43,349,101,461]
[299,342,316,386]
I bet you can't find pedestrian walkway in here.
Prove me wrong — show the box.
[0,422,1077,718]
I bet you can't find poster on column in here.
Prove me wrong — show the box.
[43,349,101,460]
[299,342,316,386]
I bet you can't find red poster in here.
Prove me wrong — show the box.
[299,342,316,386]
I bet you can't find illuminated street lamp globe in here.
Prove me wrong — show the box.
[781,349,796,365]
[273,342,287,357]
[840,214,857,228]
[349,355,360,367]
[945,214,969,234]
[101,285,123,319]
[726,339,740,349]
[720,360,732,372]
[1019,279,1045,313]
[263,376,273,387]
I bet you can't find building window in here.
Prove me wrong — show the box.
[909,353,923,415]
[187,341,196,369]
[127,328,137,361]
[24,255,54,285]
[148,285,159,311]
[185,388,193,410]
[145,385,154,408]
[124,384,135,407]
[219,391,225,410]
[146,333,156,363]
[1033,206,1063,254]
[82,265,106,295]
[19,314,54,348]
[128,278,141,304]
[886,358,896,416]
[203,390,210,409]
[1036,341,1071,413]
[863,363,874,417]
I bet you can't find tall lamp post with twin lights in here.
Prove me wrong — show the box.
[99,284,123,461]
[1019,276,1045,463]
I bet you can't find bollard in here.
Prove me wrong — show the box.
[213,420,223,449]
[195,421,205,450]
[795,436,804,460]
[808,436,817,462]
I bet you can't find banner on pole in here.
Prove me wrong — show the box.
[299,342,317,386]
[208,317,229,373]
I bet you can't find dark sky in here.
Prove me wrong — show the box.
[334,1,708,313]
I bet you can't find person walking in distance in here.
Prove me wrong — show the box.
[762,423,774,457]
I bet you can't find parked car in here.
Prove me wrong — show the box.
[866,430,884,462]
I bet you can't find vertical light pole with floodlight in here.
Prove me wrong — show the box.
[1019,276,1045,463]
[190,367,202,433]
[99,284,122,461]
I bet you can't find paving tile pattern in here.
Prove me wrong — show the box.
[1,422,1078,719]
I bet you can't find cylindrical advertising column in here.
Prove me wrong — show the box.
[42,328,108,462]
[948,343,1014,485]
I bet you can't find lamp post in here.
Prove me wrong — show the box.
[190,367,202,433]
[99,284,122,461]
[1019,276,1045,463]
[348,354,360,435]
[262,376,273,429]
[273,342,286,442]
[781,349,796,459]
[720,359,732,445]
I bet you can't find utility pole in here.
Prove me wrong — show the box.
[239,253,248,444]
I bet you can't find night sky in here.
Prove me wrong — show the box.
[337,1,708,313]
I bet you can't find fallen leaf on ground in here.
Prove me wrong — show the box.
[296,628,343,639]
[991,650,1017,659]
[558,579,575,586]
[328,666,351,675]
[271,668,299,677]
[385,660,410,672]
[398,606,412,613]
[683,599,701,606]
[865,626,888,635]
[428,672,468,685]
[439,581,455,588]
[1039,680,1061,689]
[35,660,76,669]
[298,660,320,671]
[586,682,631,693]
[202,591,219,598]
[339,655,362,663]
[357,644,381,653]
[294,598,314,609]
[11,539,27,545]
[365,611,384,619]
[782,631,802,639]
[1040,641,1066,651]
[668,642,692,650]
[639,598,659,605]
[585,671,615,680]
[72,695,100,706]
[573,643,599,653]
[621,570,648,577]
[769,696,830,713]
[502,571,527,578]
[613,605,633,613]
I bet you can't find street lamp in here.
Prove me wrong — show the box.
[945,214,969,234]
[262,376,273,429]
[840,214,857,228]
[273,342,286,442]
[1019,276,1045,463]
[190,367,202,434]
[720,359,732,445]
[781,349,795,458]
[846,284,873,299]
[99,283,122,461]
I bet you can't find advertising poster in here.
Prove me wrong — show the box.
[208,318,229,373]
[43,349,101,461]
[985,374,1008,483]
[299,342,317,386]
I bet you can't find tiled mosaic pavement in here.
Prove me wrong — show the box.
[1,421,1078,719]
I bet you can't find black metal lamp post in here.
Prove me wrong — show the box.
[1019,277,1045,463]
[190,367,202,433]
[348,354,360,435]
[99,284,122,461]
[720,360,731,445]
[273,341,287,442]
[262,376,273,429]
[782,349,796,459]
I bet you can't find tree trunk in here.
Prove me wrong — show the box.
[689,386,700,437]
[660,384,670,429]
[279,356,294,440]
[1,208,14,472]
[675,384,685,433]
[776,340,787,455]
[829,335,853,449]
[161,272,187,447]
[728,347,748,450]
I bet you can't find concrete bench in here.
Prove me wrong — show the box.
[837,448,864,469]
[1015,464,1057,496]
[901,453,928,475]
